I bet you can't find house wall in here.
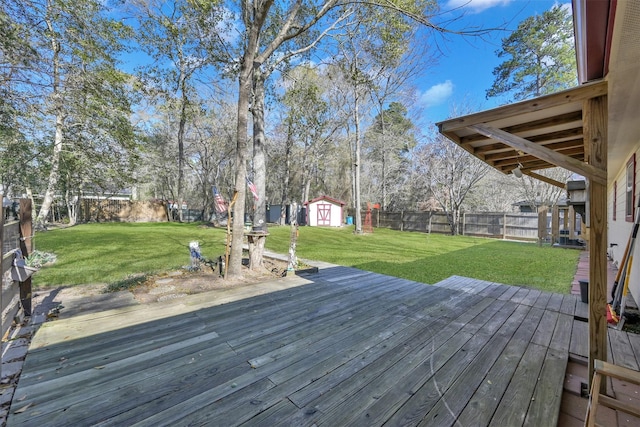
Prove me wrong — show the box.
[608,144,640,301]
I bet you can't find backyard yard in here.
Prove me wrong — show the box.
[12,222,640,427]
[32,223,580,294]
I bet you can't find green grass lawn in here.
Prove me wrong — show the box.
[33,222,229,287]
[32,223,580,294]
[266,226,580,293]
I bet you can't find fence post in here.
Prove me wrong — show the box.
[551,205,559,245]
[19,199,33,316]
[400,210,404,232]
[502,213,507,240]
[538,208,548,245]
[462,212,466,236]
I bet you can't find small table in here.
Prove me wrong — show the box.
[244,232,270,268]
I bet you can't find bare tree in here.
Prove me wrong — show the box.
[414,131,489,234]
[465,170,521,212]
[186,100,237,220]
[131,0,219,222]
[517,167,573,211]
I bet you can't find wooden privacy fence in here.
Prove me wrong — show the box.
[78,199,167,222]
[1,199,34,341]
[352,209,581,243]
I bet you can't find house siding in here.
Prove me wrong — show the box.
[609,145,640,301]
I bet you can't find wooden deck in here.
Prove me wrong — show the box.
[5,266,637,426]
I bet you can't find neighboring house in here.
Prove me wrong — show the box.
[512,200,554,213]
[304,196,346,227]
[436,0,640,376]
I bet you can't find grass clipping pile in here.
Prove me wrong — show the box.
[106,256,288,304]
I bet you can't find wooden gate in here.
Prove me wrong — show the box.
[1,199,34,340]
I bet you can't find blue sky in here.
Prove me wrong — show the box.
[119,0,570,129]
[416,0,570,124]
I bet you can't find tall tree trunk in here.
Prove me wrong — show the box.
[353,93,362,234]
[228,67,251,278]
[280,121,293,225]
[227,0,274,278]
[250,70,267,270]
[452,207,460,235]
[303,178,311,205]
[36,22,63,228]
[177,75,188,223]
[287,201,298,275]
[37,112,64,227]
[380,107,387,210]
[65,182,77,226]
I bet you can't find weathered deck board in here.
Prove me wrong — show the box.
[455,306,545,426]
[415,304,533,427]
[570,319,589,357]
[312,299,515,426]
[18,281,437,425]
[524,313,573,426]
[489,342,548,426]
[609,328,640,371]
[9,267,582,427]
[533,291,553,309]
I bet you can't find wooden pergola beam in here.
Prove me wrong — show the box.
[469,124,607,185]
[483,139,585,160]
[522,171,566,189]
[461,120,583,146]
[439,80,607,134]
[493,147,585,168]
[515,154,585,171]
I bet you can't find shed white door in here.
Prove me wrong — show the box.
[317,204,331,226]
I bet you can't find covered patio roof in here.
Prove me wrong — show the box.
[437,80,608,188]
[436,80,610,388]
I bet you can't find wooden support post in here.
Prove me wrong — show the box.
[569,206,576,239]
[552,205,560,245]
[585,94,608,391]
[538,207,548,245]
[0,201,3,379]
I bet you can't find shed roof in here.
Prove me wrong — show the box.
[303,195,346,206]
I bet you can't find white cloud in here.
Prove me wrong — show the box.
[445,0,511,13]
[419,80,454,107]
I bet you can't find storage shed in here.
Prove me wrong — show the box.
[304,196,345,227]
